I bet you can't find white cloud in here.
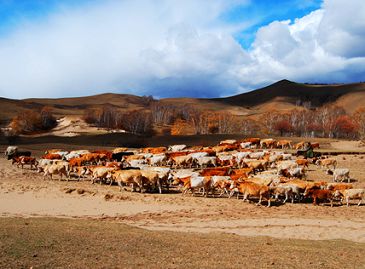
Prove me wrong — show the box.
[0,0,364,99]
[235,1,365,90]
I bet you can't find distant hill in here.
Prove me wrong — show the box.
[214,79,365,113]
[1,80,365,128]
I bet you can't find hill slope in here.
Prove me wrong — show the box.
[1,80,365,129]
[214,80,365,112]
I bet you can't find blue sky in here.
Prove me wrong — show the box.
[0,0,364,98]
[0,0,322,47]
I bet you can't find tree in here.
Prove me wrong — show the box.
[120,110,153,135]
[8,107,56,134]
[274,120,293,136]
[335,115,359,138]
[353,107,365,139]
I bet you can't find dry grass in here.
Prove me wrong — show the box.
[0,217,364,269]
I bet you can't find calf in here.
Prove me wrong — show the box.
[304,189,334,207]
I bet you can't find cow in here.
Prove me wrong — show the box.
[335,189,365,206]
[326,183,353,191]
[111,151,134,162]
[248,151,267,160]
[43,162,70,181]
[311,142,320,149]
[230,181,271,207]
[65,150,90,160]
[210,176,232,197]
[242,138,261,148]
[42,153,62,160]
[81,153,107,165]
[316,159,337,170]
[240,142,252,149]
[271,184,298,204]
[295,141,305,150]
[69,157,84,168]
[109,170,144,192]
[142,147,167,154]
[304,189,334,207]
[327,168,350,183]
[16,156,38,170]
[147,154,167,166]
[276,140,292,149]
[200,167,231,176]
[89,166,116,184]
[277,160,298,174]
[140,170,163,193]
[195,156,217,168]
[171,155,193,168]
[296,159,310,167]
[146,167,173,192]
[112,147,129,154]
[5,146,31,160]
[260,139,276,149]
[219,139,237,145]
[168,145,187,152]
[280,167,305,179]
[233,152,251,168]
[245,160,268,173]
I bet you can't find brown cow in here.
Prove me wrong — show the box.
[296,159,310,167]
[92,150,113,161]
[311,142,320,149]
[243,138,261,147]
[295,141,305,150]
[69,157,84,168]
[304,189,334,207]
[277,140,292,149]
[13,156,38,170]
[142,147,167,154]
[42,153,62,160]
[200,167,231,176]
[327,183,353,191]
[231,181,271,207]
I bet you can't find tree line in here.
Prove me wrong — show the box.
[5,100,365,140]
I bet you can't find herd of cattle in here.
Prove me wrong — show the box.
[3,138,365,207]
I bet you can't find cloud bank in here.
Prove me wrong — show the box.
[0,0,364,99]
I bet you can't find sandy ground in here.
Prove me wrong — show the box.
[1,145,365,244]
[29,115,126,137]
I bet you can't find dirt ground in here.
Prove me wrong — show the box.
[1,217,365,269]
[1,139,365,268]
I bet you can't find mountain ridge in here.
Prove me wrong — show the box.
[1,79,365,126]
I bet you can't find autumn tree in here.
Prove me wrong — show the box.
[274,119,293,136]
[353,107,365,139]
[9,107,56,134]
[334,115,359,138]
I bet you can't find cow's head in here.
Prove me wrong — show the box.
[5,146,17,156]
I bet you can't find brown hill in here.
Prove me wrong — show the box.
[214,79,365,112]
[1,80,365,128]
